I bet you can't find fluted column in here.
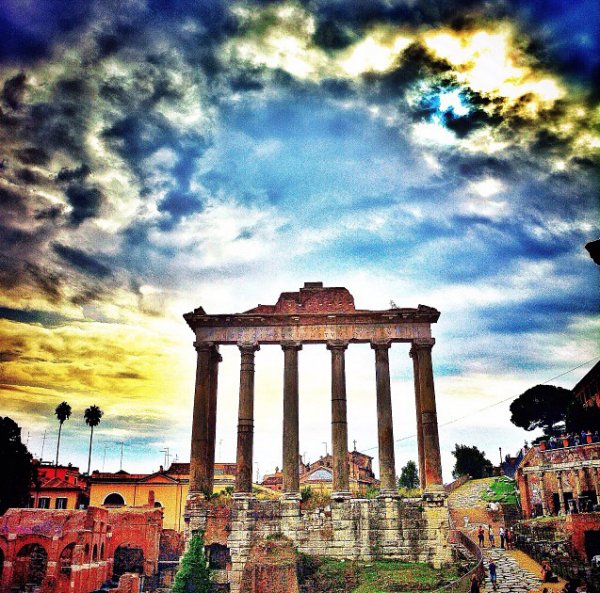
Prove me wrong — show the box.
[556,471,566,514]
[327,340,351,499]
[189,342,213,495]
[371,341,397,495]
[410,348,425,490]
[411,339,444,491]
[205,347,222,495]
[235,343,260,494]
[282,341,302,497]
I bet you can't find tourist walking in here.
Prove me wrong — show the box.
[488,559,498,591]
[499,526,505,549]
[505,527,512,550]
[488,524,495,547]
[469,574,481,593]
[478,526,485,547]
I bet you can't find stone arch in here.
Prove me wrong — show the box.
[12,543,48,589]
[59,543,75,577]
[113,544,144,579]
[103,492,126,506]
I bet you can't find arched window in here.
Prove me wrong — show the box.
[103,493,125,506]
[59,544,75,576]
[154,501,162,508]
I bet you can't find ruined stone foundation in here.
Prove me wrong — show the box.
[187,494,451,593]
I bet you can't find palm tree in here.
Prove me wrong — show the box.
[54,401,72,467]
[84,405,103,475]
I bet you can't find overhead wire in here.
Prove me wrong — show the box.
[360,355,600,453]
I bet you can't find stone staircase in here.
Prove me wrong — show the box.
[448,478,564,593]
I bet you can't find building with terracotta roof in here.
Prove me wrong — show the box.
[88,463,236,532]
[29,462,88,510]
[261,450,378,495]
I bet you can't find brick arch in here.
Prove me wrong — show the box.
[13,542,48,589]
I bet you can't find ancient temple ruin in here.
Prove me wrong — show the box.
[183,283,451,591]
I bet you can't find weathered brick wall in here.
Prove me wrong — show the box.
[566,513,600,561]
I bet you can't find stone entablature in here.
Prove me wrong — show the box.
[183,282,445,505]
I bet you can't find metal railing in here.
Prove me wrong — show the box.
[433,531,485,593]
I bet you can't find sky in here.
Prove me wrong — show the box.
[0,0,598,483]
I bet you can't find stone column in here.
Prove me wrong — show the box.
[327,340,351,499]
[556,471,566,514]
[521,474,533,518]
[538,472,548,515]
[371,341,397,496]
[411,339,444,492]
[592,468,600,505]
[235,343,260,495]
[410,348,425,490]
[282,341,302,498]
[205,347,222,495]
[574,468,583,497]
[189,342,213,495]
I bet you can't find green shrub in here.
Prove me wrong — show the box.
[173,532,211,593]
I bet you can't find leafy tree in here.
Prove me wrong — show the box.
[173,532,211,593]
[0,417,35,514]
[84,405,103,474]
[54,401,72,466]
[398,460,419,489]
[509,385,572,436]
[452,444,493,479]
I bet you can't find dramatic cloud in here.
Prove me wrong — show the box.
[0,0,598,477]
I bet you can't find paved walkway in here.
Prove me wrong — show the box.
[448,479,565,593]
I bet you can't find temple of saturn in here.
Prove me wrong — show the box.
[183,283,451,588]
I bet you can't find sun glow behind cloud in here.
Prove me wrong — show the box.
[0,0,598,478]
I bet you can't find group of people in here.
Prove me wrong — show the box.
[477,524,513,549]
[548,430,599,449]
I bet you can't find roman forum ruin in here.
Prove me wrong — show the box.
[183,283,451,591]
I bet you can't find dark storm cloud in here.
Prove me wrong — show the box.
[0,306,75,328]
[55,164,91,183]
[1,72,26,110]
[52,244,112,279]
[64,184,103,226]
[363,42,451,99]
[14,147,50,166]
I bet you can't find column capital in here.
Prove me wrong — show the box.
[211,347,223,363]
[371,340,391,351]
[281,341,303,351]
[238,342,260,354]
[194,341,216,352]
[327,340,348,351]
[410,338,435,356]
